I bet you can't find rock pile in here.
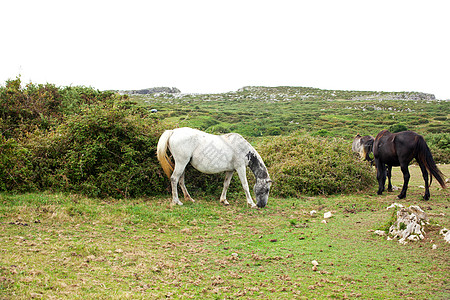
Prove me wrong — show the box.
[388,205,429,245]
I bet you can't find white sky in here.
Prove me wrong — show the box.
[1,0,449,99]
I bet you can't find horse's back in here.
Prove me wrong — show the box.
[374,130,398,164]
[168,128,205,157]
[374,130,423,164]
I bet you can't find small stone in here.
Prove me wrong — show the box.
[323,212,332,219]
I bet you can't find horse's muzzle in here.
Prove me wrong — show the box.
[256,198,267,208]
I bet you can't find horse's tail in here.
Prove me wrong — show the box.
[157,130,175,178]
[416,136,446,188]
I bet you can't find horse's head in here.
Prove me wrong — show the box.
[352,134,362,153]
[254,178,272,208]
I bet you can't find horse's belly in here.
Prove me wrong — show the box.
[190,144,235,174]
[190,157,234,174]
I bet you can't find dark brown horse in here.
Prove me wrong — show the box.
[373,130,446,200]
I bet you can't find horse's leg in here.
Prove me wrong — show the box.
[179,171,195,202]
[220,171,234,205]
[375,159,386,195]
[418,162,430,200]
[236,166,257,208]
[387,165,393,192]
[397,163,410,199]
[170,161,189,206]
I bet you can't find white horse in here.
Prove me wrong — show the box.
[156,127,272,207]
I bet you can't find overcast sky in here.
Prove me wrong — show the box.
[2,0,449,99]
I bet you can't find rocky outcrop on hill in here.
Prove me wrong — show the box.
[120,87,181,95]
[351,92,436,101]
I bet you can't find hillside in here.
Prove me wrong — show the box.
[132,86,447,137]
[132,86,449,161]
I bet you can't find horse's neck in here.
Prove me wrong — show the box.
[224,133,269,180]
[245,148,269,180]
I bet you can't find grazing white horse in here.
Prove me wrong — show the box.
[157,127,272,207]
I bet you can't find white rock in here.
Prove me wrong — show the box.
[310,210,317,216]
[440,228,450,243]
[407,235,420,241]
[321,220,327,224]
[374,230,386,236]
[398,238,408,245]
[311,260,319,266]
[323,212,333,219]
[432,244,437,250]
[386,203,404,210]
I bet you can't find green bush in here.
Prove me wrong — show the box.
[0,78,167,198]
[258,133,376,197]
[0,77,128,139]
[27,106,166,198]
[426,133,450,163]
[0,135,36,192]
[0,77,63,138]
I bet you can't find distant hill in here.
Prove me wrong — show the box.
[238,86,436,101]
[118,87,181,95]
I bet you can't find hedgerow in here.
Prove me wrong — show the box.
[1,77,167,198]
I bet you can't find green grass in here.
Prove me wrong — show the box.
[1,165,449,299]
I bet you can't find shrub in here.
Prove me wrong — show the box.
[258,133,376,197]
[0,77,63,138]
[26,106,166,198]
[425,133,450,163]
[0,77,128,139]
[0,135,36,192]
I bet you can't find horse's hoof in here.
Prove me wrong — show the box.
[397,194,406,199]
[171,201,183,206]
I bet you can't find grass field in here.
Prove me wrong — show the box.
[1,164,449,299]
